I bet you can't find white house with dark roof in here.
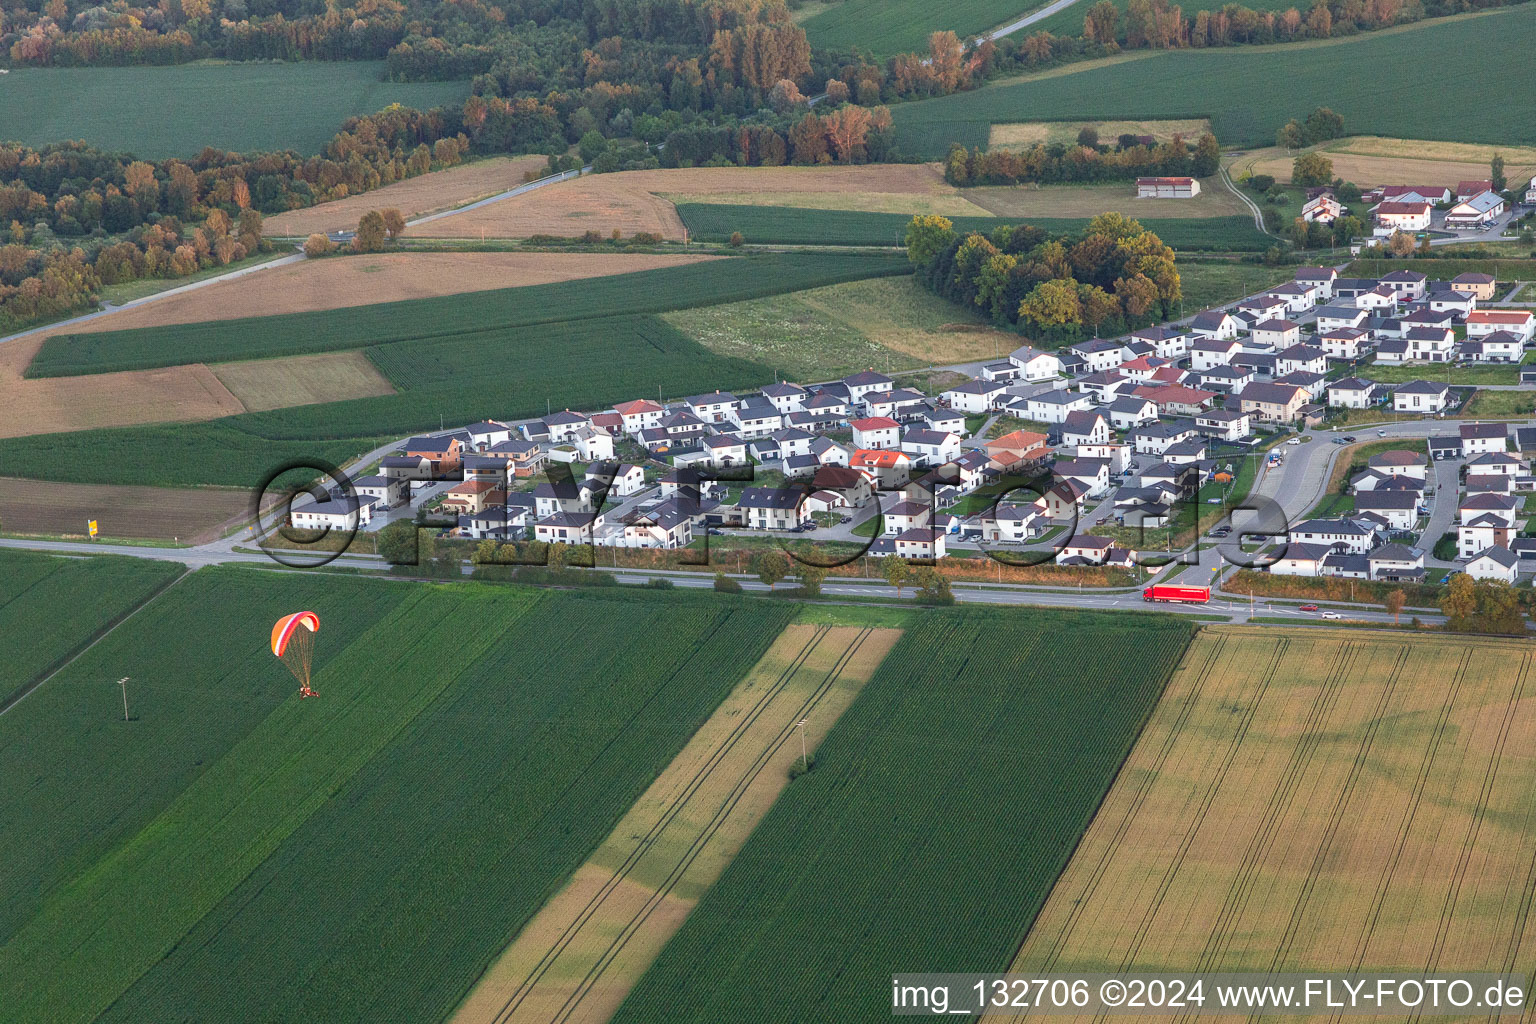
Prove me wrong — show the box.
[1353,490,1419,531]
[1326,376,1380,409]
[1427,289,1477,316]
[1318,327,1371,361]
[1444,190,1505,229]
[1467,310,1535,343]
[1026,389,1094,424]
[842,370,894,404]
[1264,281,1321,313]
[1466,545,1520,582]
[1190,337,1242,371]
[1007,345,1063,381]
[1104,395,1158,431]
[1402,326,1456,363]
[942,378,1010,413]
[1366,449,1428,480]
[1460,422,1509,455]
[1314,304,1371,336]
[1391,380,1451,413]
[760,381,807,414]
[1068,338,1131,373]
[1295,266,1338,300]
[1061,410,1110,446]
[1250,319,1302,349]
[1128,326,1191,360]
[1195,407,1250,441]
[685,391,737,423]
[1288,517,1377,554]
[1275,343,1329,376]
[1458,333,1525,364]
[900,428,961,467]
[1188,310,1238,342]
[1465,452,1524,477]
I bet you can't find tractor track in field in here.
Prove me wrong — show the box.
[1025,635,1230,977]
[1180,640,1359,991]
[1088,639,1289,1024]
[1260,646,1411,988]
[1328,648,1472,1024]
[1409,652,1530,1023]
[485,625,875,1024]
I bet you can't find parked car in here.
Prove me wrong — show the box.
[1299,604,1319,612]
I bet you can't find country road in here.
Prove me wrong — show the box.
[979,0,1086,42]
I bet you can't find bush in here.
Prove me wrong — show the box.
[1248,174,1276,192]
[728,231,744,247]
[302,233,335,257]
[714,573,743,592]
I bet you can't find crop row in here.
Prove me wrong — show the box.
[676,202,1271,251]
[30,252,909,378]
[0,565,412,948]
[611,607,1196,1024]
[92,588,798,1024]
[0,549,183,710]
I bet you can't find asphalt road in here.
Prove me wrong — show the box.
[980,0,1086,41]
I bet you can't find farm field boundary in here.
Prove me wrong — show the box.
[996,625,1536,1018]
[675,203,1271,251]
[0,549,184,712]
[609,608,1195,1024]
[889,8,1536,158]
[29,252,908,378]
[453,622,902,1024]
[18,585,799,1024]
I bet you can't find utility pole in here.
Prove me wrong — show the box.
[117,677,130,721]
[798,719,809,771]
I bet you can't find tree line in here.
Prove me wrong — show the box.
[943,132,1220,187]
[905,211,1182,345]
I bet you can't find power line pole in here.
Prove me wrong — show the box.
[117,677,130,722]
[798,719,808,772]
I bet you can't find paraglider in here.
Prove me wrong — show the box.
[271,611,321,698]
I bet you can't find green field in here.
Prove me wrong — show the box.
[0,570,797,1024]
[0,62,467,158]
[0,549,184,710]
[31,253,908,378]
[8,254,911,488]
[676,202,1271,250]
[611,607,1194,1024]
[890,9,1536,158]
[801,0,1043,55]
[0,565,414,943]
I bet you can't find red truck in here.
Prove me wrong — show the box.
[1143,584,1211,604]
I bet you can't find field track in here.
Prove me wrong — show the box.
[454,624,900,1024]
[995,626,1536,1023]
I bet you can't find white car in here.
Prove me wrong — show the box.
[1320,611,1342,619]
[1287,437,1301,446]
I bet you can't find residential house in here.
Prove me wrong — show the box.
[737,487,810,530]
[1007,345,1063,381]
[1161,437,1208,466]
[534,511,598,545]
[1451,272,1498,301]
[1128,326,1192,360]
[1076,442,1129,474]
[892,527,947,560]
[1326,376,1381,409]
[759,381,807,414]
[1195,407,1251,441]
[811,464,874,507]
[1363,186,1451,205]
[1318,327,1372,361]
[849,449,913,489]
[1315,305,1371,335]
[1460,491,1520,527]
[1134,383,1216,417]
[1251,318,1303,349]
[1527,175,1536,204]
[1296,266,1338,300]
[1053,458,1112,497]
[1193,364,1255,394]
[1068,338,1131,373]
[379,454,433,482]
[1368,542,1425,582]
[1061,410,1111,446]
[1270,542,1333,577]
[1465,452,1524,478]
[1117,355,1174,383]
[614,398,665,436]
[1238,295,1289,322]
[1074,370,1131,404]
[458,503,530,541]
[900,428,962,467]
[1026,389,1094,424]
[699,433,748,467]
[1355,284,1401,314]
[1059,534,1115,564]
[1456,179,1494,201]
[1391,380,1452,413]
[1239,382,1308,423]
[1131,419,1198,456]
[1104,395,1158,431]
[1427,287,1478,316]
[1288,517,1377,554]
[969,502,1046,543]
[1466,546,1520,582]
[1458,332,1524,364]
[1373,201,1432,235]
[843,370,894,404]
[1380,270,1430,302]
[1467,310,1535,343]
[851,416,901,450]
[1366,449,1429,481]
[1460,422,1510,455]
[731,397,783,438]
[1403,326,1457,362]
[942,378,1010,413]
[1353,490,1419,531]
[1265,281,1321,313]
[1190,310,1240,341]
[1275,343,1329,376]
[985,429,1050,464]
[402,435,463,475]
[881,499,932,537]
[466,420,512,450]
[290,494,374,532]
[352,474,408,510]
[1043,478,1090,519]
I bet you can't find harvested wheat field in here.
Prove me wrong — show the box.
[411,163,961,239]
[994,626,1536,1022]
[1233,137,1536,189]
[990,118,1211,149]
[0,333,242,439]
[262,155,548,236]
[451,623,901,1024]
[209,351,395,411]
[63,252,722,335]
[0,477,248,541]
